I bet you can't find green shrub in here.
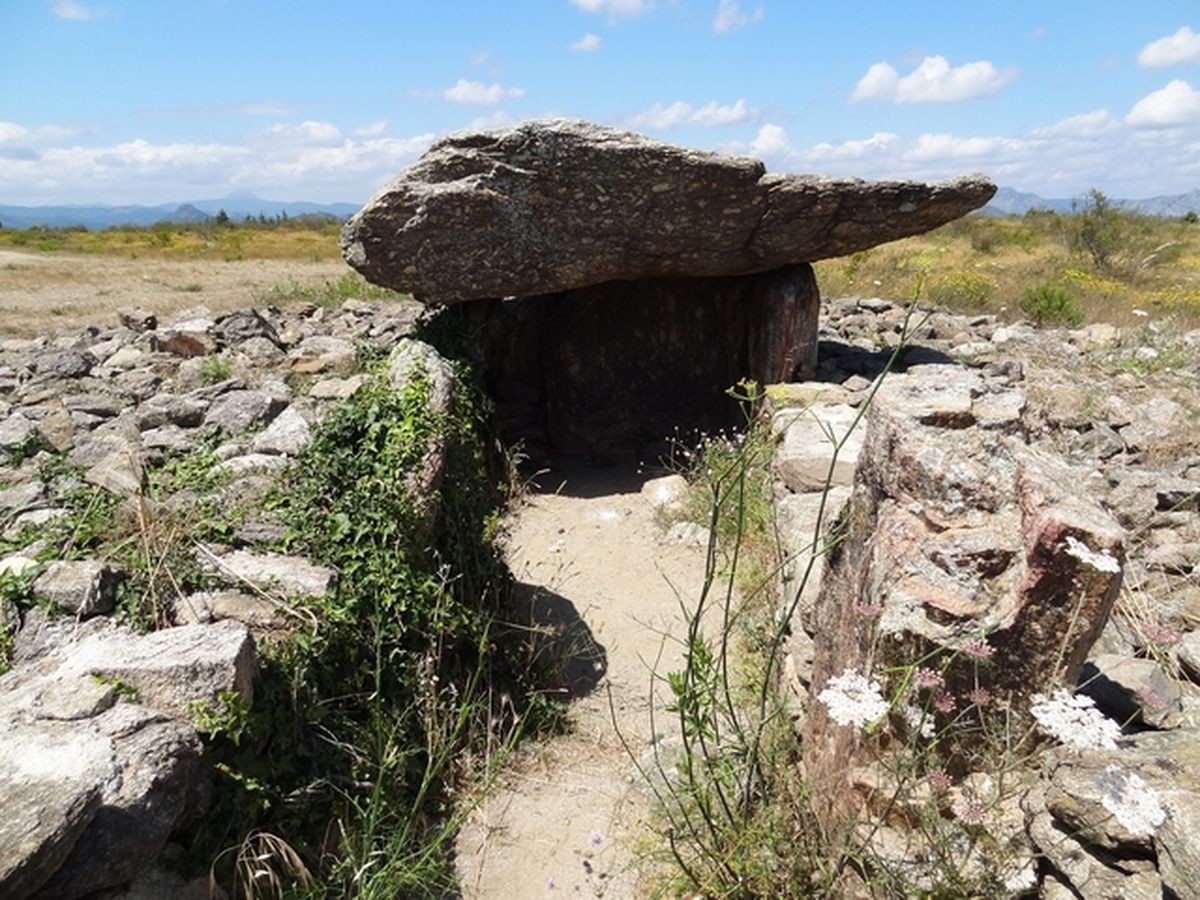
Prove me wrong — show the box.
[1020,284,1084,327]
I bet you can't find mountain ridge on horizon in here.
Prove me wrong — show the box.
[2,187,1198,231]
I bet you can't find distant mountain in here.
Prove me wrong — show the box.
[982,186,1200,217]
[0,194,359,230]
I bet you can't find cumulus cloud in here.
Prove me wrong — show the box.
[441,79,525,105]
[850,56,1018,104]
[627,98,756,129]
[1125,79,1200,127]
[0,119,436,205]
[1138,26,1200,68]
[52,1,100,20]
[569,0,652,20]
[1031,109,1120,138]
[569,32,602,52]
[713,0,763,33]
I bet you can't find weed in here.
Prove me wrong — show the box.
[631,300,1068,896]
[1020,284,1084,326]
[192,348,556,896]
[256,272,408,308]
[199,354,234,385]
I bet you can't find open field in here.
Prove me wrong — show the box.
[2,208,1198,337]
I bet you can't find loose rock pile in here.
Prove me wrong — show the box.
[773,297,1200,897]
[0,298,420,899]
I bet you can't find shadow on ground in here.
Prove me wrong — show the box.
[507,582,608,700]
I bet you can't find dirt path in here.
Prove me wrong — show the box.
[455,463,707,898]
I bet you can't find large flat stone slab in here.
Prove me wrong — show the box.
[342,119,995,303]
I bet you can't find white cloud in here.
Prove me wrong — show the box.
[906,132,1023,161]
[52,1,100,20]
[353,120,388,137]
[713,0,763,34]
[569,32,602,52]
[469,50,491,67]
[1126,79,1200,127]
[1031,109,1120,138]
[807,131,900,161]
[441,79,525,106]
[749,123,791,158]
[850,56,1018,104]
[0,119,436,205]
[1138,26,1200,68]
[628,98,756,129]
[259,121,343,146]
[569,0,652,20]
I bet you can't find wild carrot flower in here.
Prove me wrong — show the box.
[818,668,889,728]
[900,703,935,739]
[1096,765,1166,836]
[1030,689,1122,750]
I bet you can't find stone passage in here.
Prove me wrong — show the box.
[343,119,995,456]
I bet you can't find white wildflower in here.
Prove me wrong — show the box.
[1030,689,1122,750]
[900,703,936,739]
[1096,765,1167,836]
[1132,308,1149,317]
[1063,535,1121,574]
[818,668,889,728]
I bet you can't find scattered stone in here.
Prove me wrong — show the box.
[84,448,145,497]
[202,389,286,434]
[117,307,157,332]
[250,405,311,456]
[200,548,336,599]
[640,474,688,512]
[0,412,35,451]
[288,335,356,374]
[308,373,368,400]
[59,619,256,717]
[32,350,93,379]
[33,560,124,616]
[772,403,864,491]
[152,319,217,358]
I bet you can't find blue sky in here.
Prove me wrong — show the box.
[3,0,1200,206]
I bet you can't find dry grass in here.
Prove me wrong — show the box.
[815,213,1200,330]
[0,249,352,337]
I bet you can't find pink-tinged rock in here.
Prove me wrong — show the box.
[800,365,1125,832]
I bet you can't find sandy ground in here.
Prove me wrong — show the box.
[455,463,708,899]
[0,249,351,336]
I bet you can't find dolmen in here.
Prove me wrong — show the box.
[342,119,995,458]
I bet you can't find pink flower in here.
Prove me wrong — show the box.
[913,667,943,690]
[959,637,995,659]
[967,687,992,707]
[928,769,953,792]
[934,692,957,713]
